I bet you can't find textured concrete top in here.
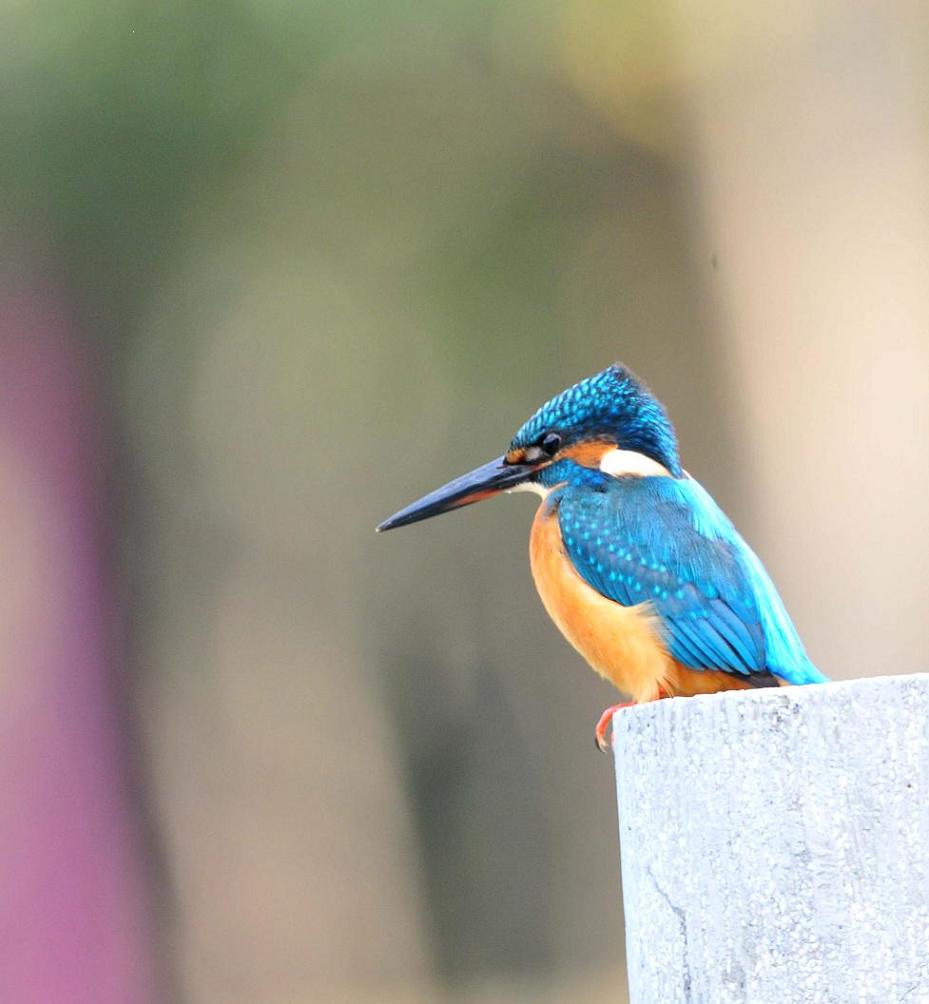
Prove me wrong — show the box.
[612,674,929,1004]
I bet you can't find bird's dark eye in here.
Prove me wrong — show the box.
[540,432,562,456]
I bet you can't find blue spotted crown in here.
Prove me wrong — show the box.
[510,364,682,476]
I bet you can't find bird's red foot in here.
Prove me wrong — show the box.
[596,688,671,752]
[595,703,634,753]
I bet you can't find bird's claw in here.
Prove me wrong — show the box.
[595,688,672,751]
[595,702,634,753]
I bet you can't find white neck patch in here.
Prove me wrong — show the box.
[506,481,550,498]
[599,448,670,479]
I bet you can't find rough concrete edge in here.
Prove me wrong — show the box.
[611,672,929,749]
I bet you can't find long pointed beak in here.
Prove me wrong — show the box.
[377,455,537,532]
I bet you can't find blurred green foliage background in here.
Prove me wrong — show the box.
[1,1,927,1002]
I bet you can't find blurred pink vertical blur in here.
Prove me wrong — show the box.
[0,278,155,1003]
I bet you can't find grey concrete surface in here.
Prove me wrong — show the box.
[613,674,929,1004]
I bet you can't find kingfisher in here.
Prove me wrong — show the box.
[378,364,826,750]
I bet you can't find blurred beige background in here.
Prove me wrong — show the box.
[1,1,927,1002]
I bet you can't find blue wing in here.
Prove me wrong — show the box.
[556,476,826,685]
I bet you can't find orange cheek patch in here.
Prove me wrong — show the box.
[559,440,614,468]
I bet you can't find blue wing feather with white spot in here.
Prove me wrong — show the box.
[556,475,826,685]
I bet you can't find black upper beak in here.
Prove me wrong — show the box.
[377,455,537,532]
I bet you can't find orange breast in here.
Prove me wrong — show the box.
[528,500,671,703]
[528,500,762,702]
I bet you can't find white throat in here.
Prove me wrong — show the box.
[599,448,670,478]
[507,481,550,498]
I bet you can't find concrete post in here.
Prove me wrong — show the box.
[613,674,929,1004]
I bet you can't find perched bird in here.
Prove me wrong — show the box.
[378,364,826,750]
